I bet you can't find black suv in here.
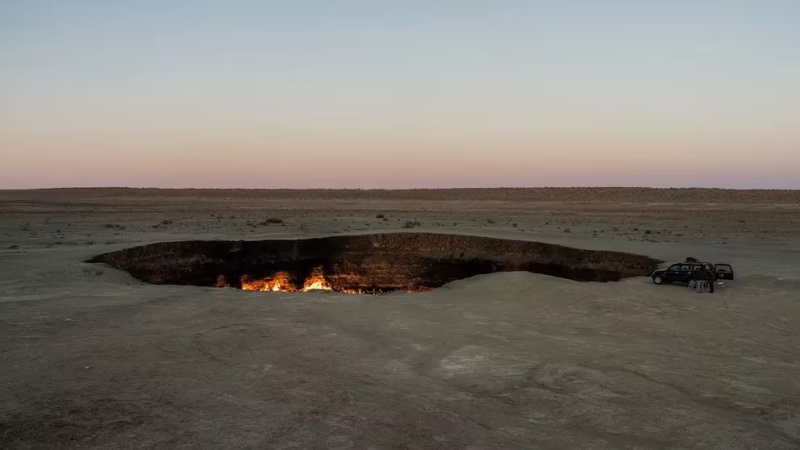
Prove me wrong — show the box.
[652,262,735,287]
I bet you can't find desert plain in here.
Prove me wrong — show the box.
[1,187,799,449]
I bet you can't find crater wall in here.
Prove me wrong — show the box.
[88,233,662,293]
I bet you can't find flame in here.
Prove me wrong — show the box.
[240,271,297,292]
[303,279,332,291]
[240,267,333,293]
[236,267,411,294]
[301,268,332,291]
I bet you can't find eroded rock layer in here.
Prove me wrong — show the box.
[88,233,661,293]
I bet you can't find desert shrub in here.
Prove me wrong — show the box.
[512,223,518,228]
[376,213,385,219]
[563,228,572,233]
[402,220,421,229]
[8,244,19,249]
[151,219,174,229]
[261,217,284,225]
[104,223,126,230]
[486,218,496,224]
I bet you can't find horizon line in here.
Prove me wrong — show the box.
[3,186,799,192]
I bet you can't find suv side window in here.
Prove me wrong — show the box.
[668,264,681,271]
[680,265,691,272]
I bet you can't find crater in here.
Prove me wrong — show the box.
[88,233,661,294]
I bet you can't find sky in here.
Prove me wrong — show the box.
[1,0,799,189]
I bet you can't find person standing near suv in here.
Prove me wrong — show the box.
[694,266,713,293]
[703,263,716,293]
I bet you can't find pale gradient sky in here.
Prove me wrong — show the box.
[2,1,799,189]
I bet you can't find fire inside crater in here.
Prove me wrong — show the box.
[234,268,336,293]
[88,233,661,295]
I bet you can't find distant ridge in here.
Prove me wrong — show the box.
[2,187,799,204]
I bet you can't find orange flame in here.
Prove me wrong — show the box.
[239,267,333,293]
[240,271,297,292]
[301,267,332,291]
[235,268,411,294]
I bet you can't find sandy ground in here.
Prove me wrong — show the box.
[1,188,799,449]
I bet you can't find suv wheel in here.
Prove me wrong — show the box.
[688,279,697,289]
[653,275,663,285]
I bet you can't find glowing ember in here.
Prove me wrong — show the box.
[214,275,230,288]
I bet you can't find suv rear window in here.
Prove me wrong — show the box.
[716,265,732,273]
